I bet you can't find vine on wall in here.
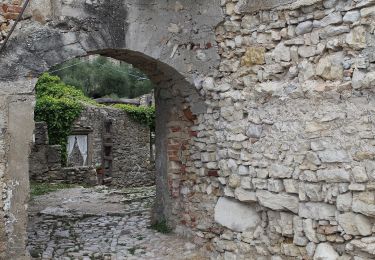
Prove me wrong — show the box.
[34,73,88,164]
[113,104,155,131]
[35,73,156,164]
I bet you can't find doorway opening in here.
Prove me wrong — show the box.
[26,53,201,259]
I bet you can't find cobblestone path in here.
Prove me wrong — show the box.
[27,186,207,260]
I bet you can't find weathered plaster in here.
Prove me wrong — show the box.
[6,94,34,259]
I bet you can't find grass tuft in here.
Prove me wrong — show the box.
[128,247,137,255]
[30,182,79,197]
[149,219,172,234]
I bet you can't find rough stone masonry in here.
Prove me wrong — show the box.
[2,0,375,259]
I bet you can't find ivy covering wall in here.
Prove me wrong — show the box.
[34,73,155,164]
[113,104,155,131]
[35,73,88,164]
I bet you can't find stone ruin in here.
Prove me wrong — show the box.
[2,0,375,259]
[29,104,154,187]
[29,121,97,186]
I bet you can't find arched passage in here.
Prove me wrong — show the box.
[2,49,208,259]
[26,53,204,259]
[0,0,223,258]
[7,0,375,259]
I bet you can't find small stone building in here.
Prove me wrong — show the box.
[29,105,154,187]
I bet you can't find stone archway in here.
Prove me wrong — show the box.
[5,0,375,259]
[0,1,223,258]
[1,46,210,260]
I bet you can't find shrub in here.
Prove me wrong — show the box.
[34,73,88,164]
[149,219,171,234]
[35,73,156,164]
[113,104,155,131]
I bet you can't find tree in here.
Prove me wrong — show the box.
[51,56,154,99]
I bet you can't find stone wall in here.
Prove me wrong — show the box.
[29,122,97,186]
[72,105,155,187]
[29,121,61,178]
[198,0,375,259]
[33,165,97,186]
[58,167,97,186]
[29,106,154,188]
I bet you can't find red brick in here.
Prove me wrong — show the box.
[208,170,219,177]
[170,126,181,132]
[189,130,198,137]
[180,142,188,150]
[168,139,180,145]
[168,151,178,156]
[7,5,22,13]
[168,156,179,161]
[168,144,180,150]
[172,190,179,197]
[183,107,197,122]
[170,180,180,197]
[1,4,8,13]
[4,12,19,20]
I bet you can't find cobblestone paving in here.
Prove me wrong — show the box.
[27,186,207,260]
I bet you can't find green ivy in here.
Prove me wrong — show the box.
[36,73,96,104]
[113,104,155,131]
[35,73,88,165]
[149,219,171,234]
[35,73,156,164]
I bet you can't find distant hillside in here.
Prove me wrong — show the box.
[51,56,154,99]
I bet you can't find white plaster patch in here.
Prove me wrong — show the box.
[4,180,20,235]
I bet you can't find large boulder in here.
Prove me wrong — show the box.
[214,197,260,232]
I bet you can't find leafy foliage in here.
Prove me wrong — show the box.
[149,220,171,234]
[35,73,88,164]
[51,56,154,99]
[35,73,156,164]
[113,104,155,131]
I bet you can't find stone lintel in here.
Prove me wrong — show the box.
[236,0,321,13]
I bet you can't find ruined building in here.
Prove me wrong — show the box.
[29,105,154,187]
